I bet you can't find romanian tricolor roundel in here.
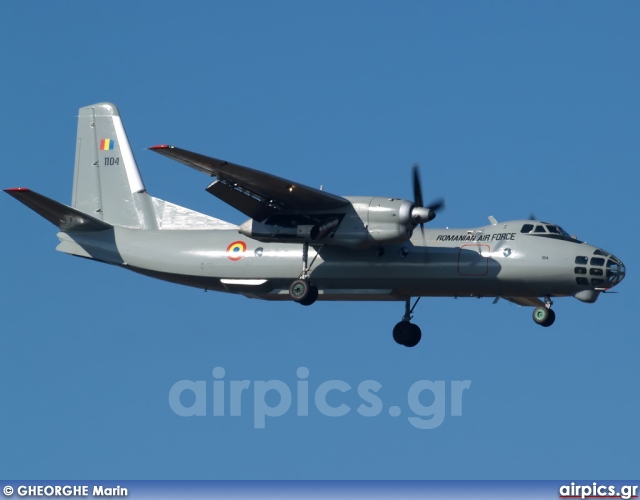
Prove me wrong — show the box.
[226,240,247,261]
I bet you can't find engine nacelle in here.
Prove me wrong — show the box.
[338,196,414,246]
[237,197,417,249]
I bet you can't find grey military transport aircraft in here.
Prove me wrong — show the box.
[5,103,626,347]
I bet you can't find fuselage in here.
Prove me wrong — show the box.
[7,102,627,349]
[58,219,625,303]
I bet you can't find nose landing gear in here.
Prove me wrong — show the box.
[393,298,422,347]
[532,298,555,327]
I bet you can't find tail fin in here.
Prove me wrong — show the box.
[9,102,235,233]
[73,102,158,229]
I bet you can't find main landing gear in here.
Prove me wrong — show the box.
[289,278,318,306]
[393,298,422,347]
[532,298,556,327]
[289,242,318,306]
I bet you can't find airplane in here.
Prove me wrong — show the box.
[5,102,626,347]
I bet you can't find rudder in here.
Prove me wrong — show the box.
[73,102,157,229]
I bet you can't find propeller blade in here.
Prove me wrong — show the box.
[427,197,445,212]
[412,164,424,208]
[410,163,444,244]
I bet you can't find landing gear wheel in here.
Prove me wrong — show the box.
[393,321,422,347]
[299,284,318,306]
[532,306,555,327]
[289,279,318,306]
[543,308,555,327]
[393,321,410,345]
[404,323,422,347]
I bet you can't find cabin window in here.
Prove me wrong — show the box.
[575,256,588,265]
[590,257,605,266]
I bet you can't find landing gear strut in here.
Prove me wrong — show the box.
[393,298,422,347]
[289,242,318,306]
[532,298,555,327]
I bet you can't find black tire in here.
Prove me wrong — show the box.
[533,306,555,327]
[393,321,411,345]
[290,279,311,303]
[542,308,556,327]
[393,321,421,347]
[299,284,318,306]
[404,323,422,347]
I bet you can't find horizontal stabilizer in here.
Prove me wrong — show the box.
[4,188,112,232]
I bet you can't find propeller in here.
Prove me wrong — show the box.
[410,164,445,238]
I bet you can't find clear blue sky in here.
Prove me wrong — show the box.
[1,1,638,479]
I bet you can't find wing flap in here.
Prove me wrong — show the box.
[4,188,112,232]
[149,145,349,219]
[206,180,275,221]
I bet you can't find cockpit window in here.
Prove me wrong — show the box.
[545,224,573,238]
[590,257,605,266]
[594,249,609,257]
[604,255,625,286]
[575,256,588,265]
[525,222,580,242]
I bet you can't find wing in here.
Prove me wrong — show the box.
[149,145,349,221]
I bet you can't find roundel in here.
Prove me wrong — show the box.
[226,240,247,261]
